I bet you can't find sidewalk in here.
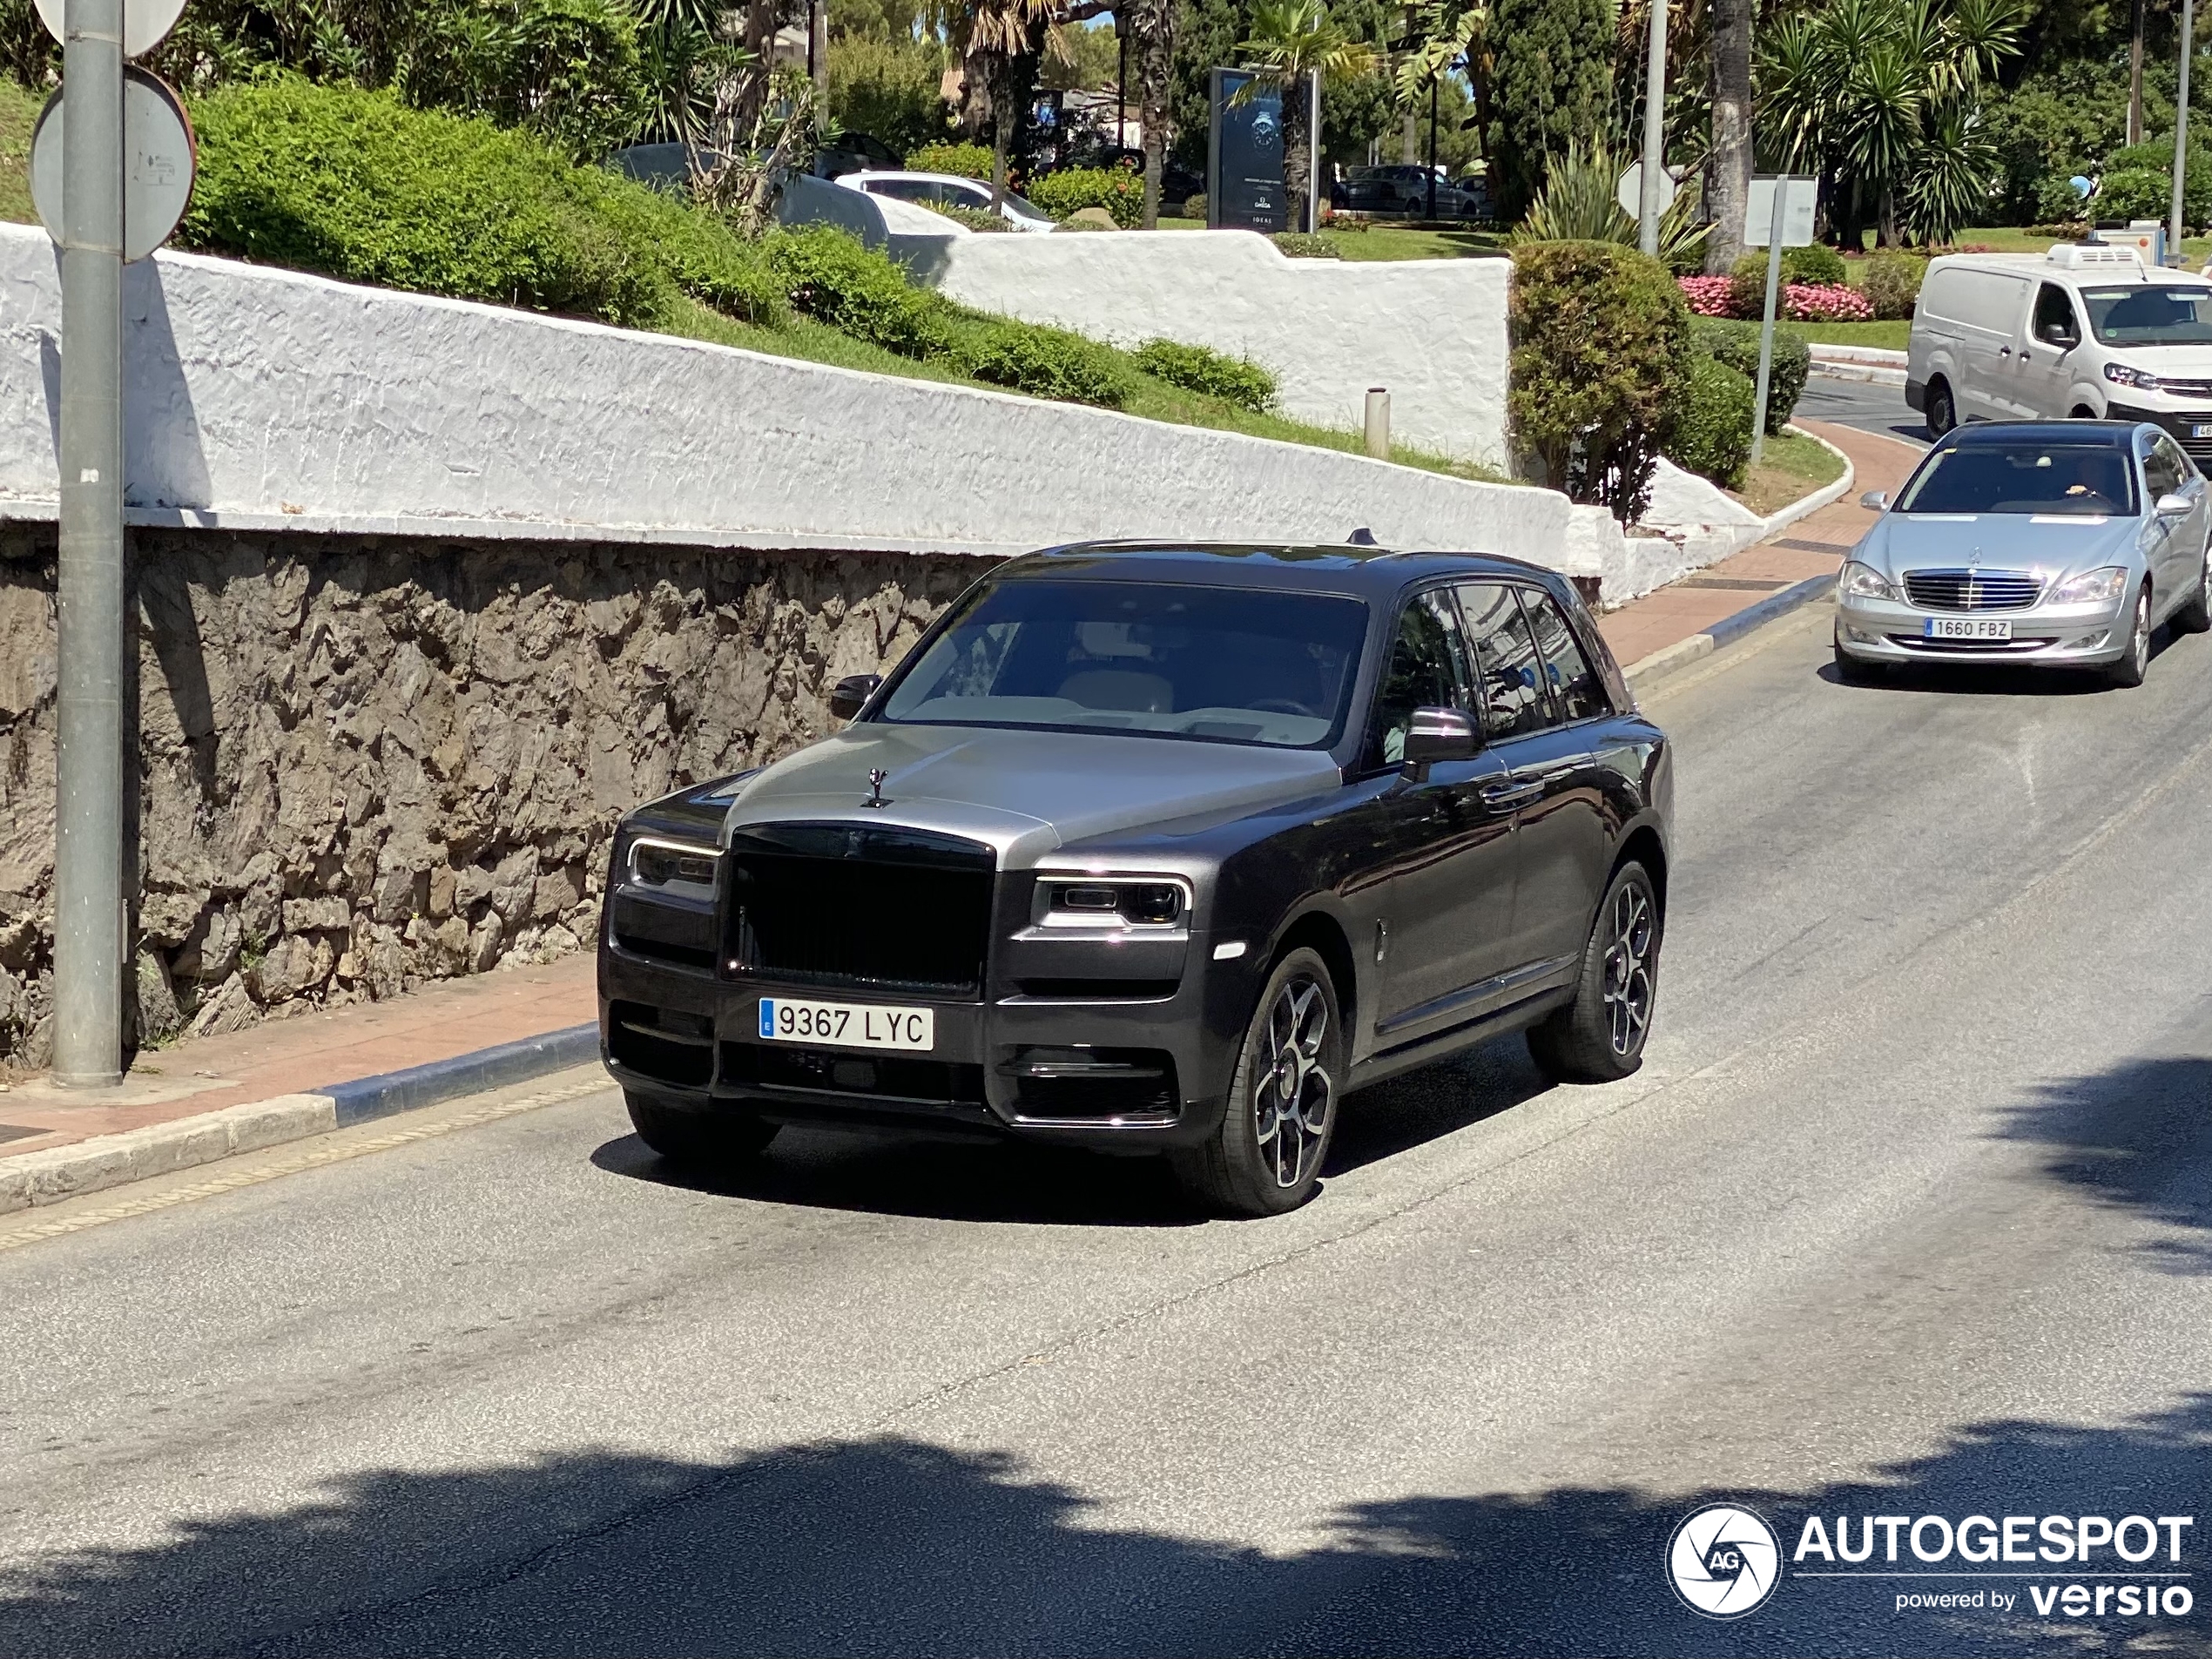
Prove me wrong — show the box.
[1596,420,1920,671]
[0,421,1928,1206]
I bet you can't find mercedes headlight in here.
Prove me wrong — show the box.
[2103,363,2165,392]
[2050,565,2130,604]
[1840,561,1901,602]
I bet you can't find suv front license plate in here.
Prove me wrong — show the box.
[1924,617,2013,640]
[758,997,934,1051]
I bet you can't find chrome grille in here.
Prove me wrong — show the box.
[1903,569,2044,611]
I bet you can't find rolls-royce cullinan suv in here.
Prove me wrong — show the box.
[599,542,1672,1214]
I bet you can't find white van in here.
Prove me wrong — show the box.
[1908,245,2212,463]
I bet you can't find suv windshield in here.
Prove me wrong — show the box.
[1896,443,2139,516]
[878,578,1368,747]
[2080,284,2212,346]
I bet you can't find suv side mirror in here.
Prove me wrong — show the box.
[829,673,882,720]
[1859,489,1889,511]
[1401,705,1477,766]
[2156,491,2193,516]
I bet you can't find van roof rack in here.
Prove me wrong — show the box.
[2047,243,2145,269]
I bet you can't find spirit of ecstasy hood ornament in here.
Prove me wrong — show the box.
[865,766,888,809]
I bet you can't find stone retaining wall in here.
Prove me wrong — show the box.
[0,526,981,1069]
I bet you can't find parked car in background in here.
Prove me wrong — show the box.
[1908,243,2212,469]
[1836,421,2212,687]
[1335,165,1486,219]
[599,543,1671,1216]
[837,171,1058,232]
[813,132,903,179]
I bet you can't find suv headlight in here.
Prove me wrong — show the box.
[2050,565,2130,604]
[625,837,720,897]
[1037,875,1190,927]
[1840,561,1901,601]
[2104,362,2165,392]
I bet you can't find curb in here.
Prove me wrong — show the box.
[1626,572,1837,697]
[1760,426,1856,538]
[1810,360,1909,387]
[0,1021,603,1218]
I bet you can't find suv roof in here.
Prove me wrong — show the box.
[1001,540,1574,600]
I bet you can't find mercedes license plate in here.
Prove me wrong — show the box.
[759,997,933,1051]
[1924,617,2013,641]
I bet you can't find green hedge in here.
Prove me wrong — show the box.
[906,141,995,181]
[1133,340,1277,411]
[1508,240,1687,521]
[1271,232,1341,259]
[1728,246,1847,316]
[180,79,784,328]
[1860,253,1924,321]
[954,320,1130,405]
[1026,166,1145,227]
[1664,354,1756,489]
[762,226,949,355]
[1686,318,1809,437]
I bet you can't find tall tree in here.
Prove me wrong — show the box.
[1235,0,1376,230]
[1486,0,1612,222]
[1126,0,1180,224]
[1703,0,1752,271]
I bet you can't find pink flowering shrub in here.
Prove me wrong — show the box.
[1677,275,1737,316]
[1784,281,1874,321]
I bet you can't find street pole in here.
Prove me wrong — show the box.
[1751,176,1787,465]
[1308,69,1320,233]
[2173,0,2195,267]
[810,0,827,135]
[53,0,126,1087]
[1426,74,1438,219]
[1638,0,1668,256]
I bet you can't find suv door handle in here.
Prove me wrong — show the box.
[1480,780,1543,807]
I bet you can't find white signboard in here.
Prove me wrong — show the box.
[1743,176,1818,248]
[33,0,188,61]
[30,69,197,262]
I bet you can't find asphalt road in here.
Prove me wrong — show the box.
[1794,376,1928,448]
[4,602,2210,1657]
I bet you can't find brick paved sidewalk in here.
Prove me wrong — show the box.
[1597,421,1922,667]
[0,419,1931,1169]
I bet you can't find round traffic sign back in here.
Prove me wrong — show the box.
[29,68,197,263]
[33,0,190,61]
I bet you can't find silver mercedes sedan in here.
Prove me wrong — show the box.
[1835,420,2212,687]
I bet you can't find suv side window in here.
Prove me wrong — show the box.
[1523,590,1611,723]
[1366,589,1469,770]
[2033,283,2080,347]
[1455,582,1551,738]
[2156,434,2197,484]
[2145,438,2184,499]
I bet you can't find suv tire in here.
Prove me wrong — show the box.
[1175,947,1343,1217]
[1528,861,1662,1084]
[625,1091,779,1165]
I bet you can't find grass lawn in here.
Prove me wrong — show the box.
[1156,214,1508,261]
[0,79,40,227]
[1777,320,1910,351]
[1732,428,1848,516]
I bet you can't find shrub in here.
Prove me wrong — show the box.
[1133,339,1277,411]
[1781,244,1846,286]
[182,79,676,327]
[922,202,1010,231]
[1687,318,1810,436]
[2094,167,2171,225]
[1271,232,1341,259]
[826,33,946,158]
[1664,353,1756,489]
[760,225,949,356]
[1026,165,1144,227]
[394,0,651,162]
[1861,253,1925,320]
[1181,192,1207,220]
[1784,281,1874,321]
[1508,239,1688,522]
[2103,138,2212,228]
[1677,274,1735,317]
[907,141,996,181]
[954,319,1129,407]
[1726,248,1851,318]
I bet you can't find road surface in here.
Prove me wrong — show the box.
[2,601,2207,1656]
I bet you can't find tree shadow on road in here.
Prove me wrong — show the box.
[1993,1055,2212,1275]
[1,1399,2205,1658]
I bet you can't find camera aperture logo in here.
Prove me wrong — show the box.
[1669,1503,1783,1619]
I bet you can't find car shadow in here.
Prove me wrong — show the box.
[590,1033,1554,1224]
[1817,628,2182,696]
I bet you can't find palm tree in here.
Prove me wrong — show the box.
[957,0,1066,209]
[1123,0,1178,226]
[1704,0,1752,272]
[1234,0,1374,233]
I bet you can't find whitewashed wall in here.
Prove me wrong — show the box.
[0,224,1655,593]
[779,179,1513,472]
